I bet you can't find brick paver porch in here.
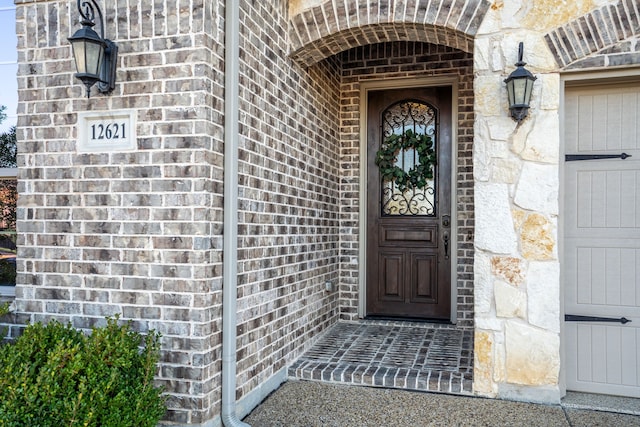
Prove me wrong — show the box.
[288,320,474,395]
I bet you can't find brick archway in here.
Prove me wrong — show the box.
[289,0,491,67]
[545,0,640,70]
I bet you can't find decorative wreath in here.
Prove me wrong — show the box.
[375,129,436,192]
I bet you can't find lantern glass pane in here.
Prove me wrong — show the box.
[85,40,104,76]
[506,81,515,106]
[71,41,87,74]
[524,79,534,106]
[512,78,527,105]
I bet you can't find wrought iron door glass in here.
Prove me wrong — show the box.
[380,100,437,216]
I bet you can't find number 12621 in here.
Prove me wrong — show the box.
[91,123,126,140]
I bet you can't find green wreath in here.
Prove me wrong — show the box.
[375,129,436,192]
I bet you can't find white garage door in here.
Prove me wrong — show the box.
[564,80,640,398]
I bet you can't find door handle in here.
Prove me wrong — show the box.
[443,231,450,260]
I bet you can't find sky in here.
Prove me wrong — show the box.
[0,2,17,134]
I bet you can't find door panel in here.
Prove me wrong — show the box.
[379,252,404,302]
[564,81,640,397]
[411,253,437,302]
[366,87,451,320]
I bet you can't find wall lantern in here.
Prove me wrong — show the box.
[68,0,118,98]
[504,42,536,122]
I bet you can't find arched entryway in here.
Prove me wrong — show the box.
[285,0,491,395]
[288,0,491,325]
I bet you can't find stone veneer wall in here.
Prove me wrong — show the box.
[471,1,567,404]
[337,41,475,326]
[472,0,637,403]
[474,0,640,403]
[13,0,343,424]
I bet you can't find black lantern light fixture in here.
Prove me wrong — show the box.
[504,42,536,122]
[68,0,118,97]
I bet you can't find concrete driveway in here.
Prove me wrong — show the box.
[243,381,640,427]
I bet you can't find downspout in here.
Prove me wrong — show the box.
[222,0,250,426]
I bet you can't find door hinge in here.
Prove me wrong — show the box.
[565,153,632,162]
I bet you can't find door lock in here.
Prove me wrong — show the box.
[442,214,450,228]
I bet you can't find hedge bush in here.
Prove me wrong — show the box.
[0,316,166,427]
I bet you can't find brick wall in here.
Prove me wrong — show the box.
[338,42,475,326]
[14,0,344,423]
[14,0,226,423]
[234,1,342,401]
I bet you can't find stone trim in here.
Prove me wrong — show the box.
[544,0,640,70]
[289,0,491,67]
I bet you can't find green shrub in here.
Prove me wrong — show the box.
[0,302,9,317]
[0,316,166,427]
[0,259,15,285]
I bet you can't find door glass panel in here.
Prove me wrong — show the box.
[379,100,437,216]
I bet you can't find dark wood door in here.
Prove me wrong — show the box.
[366,87,452,320]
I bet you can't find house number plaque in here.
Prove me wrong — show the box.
[77,110,136,152]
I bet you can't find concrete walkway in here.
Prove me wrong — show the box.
[243,381,640,427]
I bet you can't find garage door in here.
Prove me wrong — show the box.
[564,81,640,398]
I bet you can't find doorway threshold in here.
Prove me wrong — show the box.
[364,315,452,324]
[288,320,473,395]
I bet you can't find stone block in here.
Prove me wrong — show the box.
[514,162,559,214]
[512,110,559,163]
[475,316,504,331]
[520,213,556,261]
[491,256,525,286]
[473,119,491,181]
[475,183,518,254]
[491,158,520,183]
[474,75,503,116]
[473,330,497,396]
[495,280,526,319]
[474,252,493,314]
[493,331,506,383]
[505,321,559,386]
[527,261,560,333]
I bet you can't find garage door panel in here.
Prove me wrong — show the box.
[620,170,639,227]
[565,81,640,398]
[569,90,639,152]
[573,324,640,395]
[606,327,622,385]
[620,249,639,306]
[621,93,639,147]
[567,166,640,237]
[571,169,640,231]
[567,241,640,309]
[620,328,639,387]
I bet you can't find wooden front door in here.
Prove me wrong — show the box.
[366,87,452,320]
[564,81,640,397]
